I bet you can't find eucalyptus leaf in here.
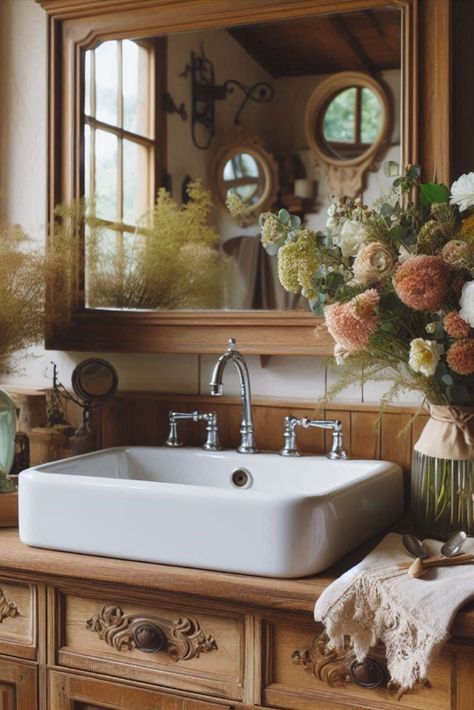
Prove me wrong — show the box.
[441,374,454,386]
[264,243,281,256]
[278,208,290,224]
[289,215,301,229]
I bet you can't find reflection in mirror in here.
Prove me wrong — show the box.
[322,86,383,160]
[81,8,402,312]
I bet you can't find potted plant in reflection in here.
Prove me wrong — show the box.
[0,217,45,505]
[230,166,474,538]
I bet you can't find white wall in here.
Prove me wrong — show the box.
[0,0,420,406]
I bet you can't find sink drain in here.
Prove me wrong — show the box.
[231,467,252,488]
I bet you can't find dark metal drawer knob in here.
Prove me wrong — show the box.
[349,657,386,688]
[133,622,166,653]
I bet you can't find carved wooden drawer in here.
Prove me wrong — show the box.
[0,577,37,660]
[50,587,247,702]
[262,613,452,710]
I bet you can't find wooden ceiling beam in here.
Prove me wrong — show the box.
[330,15,377,76]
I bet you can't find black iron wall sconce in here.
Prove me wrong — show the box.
[181,45,274,150]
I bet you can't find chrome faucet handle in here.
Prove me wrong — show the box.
[280,415,348,460]
[164,411,221,451]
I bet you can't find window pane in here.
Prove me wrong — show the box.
[323,87,356,143]
[95,41,118,126]
[123,40,150,136]
[84,124,91,201]
[123,139,150,224]
[84,50,91,117]
[361,87,383,144]
[86,226,140,309]
[95,129,118,220]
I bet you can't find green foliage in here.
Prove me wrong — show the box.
[0,219,45,375]
[60,181,229,311]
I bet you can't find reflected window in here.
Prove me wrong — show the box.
[322,86,383,159]
[223,152,264,206]
[83,38,165,305]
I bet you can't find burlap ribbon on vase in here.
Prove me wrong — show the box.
[414,405,474,461]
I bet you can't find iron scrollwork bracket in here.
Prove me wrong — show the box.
[181,44,273,150]
[86,605,218,661]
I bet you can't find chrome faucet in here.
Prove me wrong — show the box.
[210,338,256,453]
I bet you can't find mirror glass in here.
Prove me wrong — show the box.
[81,8,401,313]
[71,359,118,403]
[322,86,383,159]
[223,152,263,205]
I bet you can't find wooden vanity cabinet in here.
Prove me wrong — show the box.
[1,531,474,710]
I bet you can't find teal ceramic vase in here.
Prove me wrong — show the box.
[0,388,16,475]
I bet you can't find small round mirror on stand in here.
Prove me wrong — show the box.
[213,138,279,226]
[71,358,118,404]
[304,72,391,198]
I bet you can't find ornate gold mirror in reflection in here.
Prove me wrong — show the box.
[213,138,279,227]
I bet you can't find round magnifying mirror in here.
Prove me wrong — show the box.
[71,358,118,404]
[321,85,383,160]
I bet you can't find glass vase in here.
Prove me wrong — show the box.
[410,405,474,538]
[0,388,16,476]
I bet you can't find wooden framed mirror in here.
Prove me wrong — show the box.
[37,0,451,356]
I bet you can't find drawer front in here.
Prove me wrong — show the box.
[52,589,246,701]
[262,615,451,710]
[0,578,37,660]
[49,670,235,710]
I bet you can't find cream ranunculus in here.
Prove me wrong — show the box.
[450,173,474,211]
[333,219,369,257]
[408,338,440,377]
[353,242,395,284]
[459,280,474,327]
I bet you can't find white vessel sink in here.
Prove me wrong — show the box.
[19,447,403,578]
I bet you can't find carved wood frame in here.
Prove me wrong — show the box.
[304,71,392,197]
[36,0,451,355]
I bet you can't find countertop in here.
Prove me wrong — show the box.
[1,528,474,639]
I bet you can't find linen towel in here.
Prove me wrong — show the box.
[314,532,474,691]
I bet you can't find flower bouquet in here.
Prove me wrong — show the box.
[257,166,474,537]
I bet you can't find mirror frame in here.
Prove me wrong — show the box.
[37,0,451,356]
[305,71,392,197]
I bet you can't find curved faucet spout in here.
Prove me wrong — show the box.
[209,339,257,453]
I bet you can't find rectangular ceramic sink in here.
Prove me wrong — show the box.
[19,447,403,578]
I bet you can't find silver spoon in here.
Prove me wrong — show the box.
[402,534,430,559]
[440,531,467,557]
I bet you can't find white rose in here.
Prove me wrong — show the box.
[408,338,440,377]
[333,219,369,257]
[459,280,474,327]
[450,173,474,211]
